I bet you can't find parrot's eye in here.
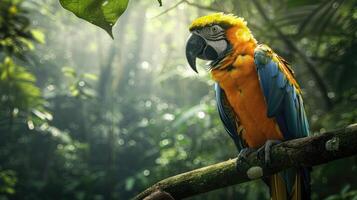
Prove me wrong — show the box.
[210,25,223,35]
[212,26,218,33]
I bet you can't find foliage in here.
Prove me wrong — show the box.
[59,0,129,38]
[0,170,17,196]
[324,185,357,200]
[0,0,49,132]
[0,0,43,58]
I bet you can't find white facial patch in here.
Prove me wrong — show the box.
[206,39,228,57]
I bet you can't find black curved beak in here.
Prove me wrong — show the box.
[185,33,206,73]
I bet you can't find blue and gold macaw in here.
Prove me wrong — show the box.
[185,13,311,200]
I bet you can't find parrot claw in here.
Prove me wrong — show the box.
[257,140,282,167]
[238,148,255,160]
[236,148,255,171]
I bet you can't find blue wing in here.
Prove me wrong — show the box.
[255,45,311,198]
[254,44,310,140]
[215,83,245,151]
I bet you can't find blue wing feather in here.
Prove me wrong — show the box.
[254,44,310,140]
[258,67,270,98]
[277,72,287,88]
[254,44,311,198]
[215,83,245,151]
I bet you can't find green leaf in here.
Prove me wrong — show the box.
[82,73,98,80]
[62,67,77,78]
[31,29,46,44]
[32,109,53,121]
[125,177,135,191]
[59,0,129,38]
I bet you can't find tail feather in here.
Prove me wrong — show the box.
[269,167,311,200]
[270,174,288,200]
[299,167,311,200]
[290,173,301,200]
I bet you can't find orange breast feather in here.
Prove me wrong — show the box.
[211,29,284,147]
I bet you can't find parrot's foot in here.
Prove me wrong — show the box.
[257,140,282,167]
[236,148,255,171]
[238,148,255,160]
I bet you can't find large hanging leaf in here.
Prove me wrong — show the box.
[59,0,129,38]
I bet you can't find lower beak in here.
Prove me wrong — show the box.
[185,33,206,73]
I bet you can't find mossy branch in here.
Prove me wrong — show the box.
[133,124,357,200]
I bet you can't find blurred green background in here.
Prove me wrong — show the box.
[0,0,356,199]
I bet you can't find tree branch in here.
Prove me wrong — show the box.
[152,0,185,18]
[133,123,357,200]
[153,0,228,19]
[183,0,227,13]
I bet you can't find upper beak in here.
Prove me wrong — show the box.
[185,33,206,73]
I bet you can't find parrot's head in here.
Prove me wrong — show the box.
[185,13,256,72]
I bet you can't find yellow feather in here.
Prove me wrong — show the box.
[270,174,287,200]
[189,13,247,31]
[290,174,302,200]
[271,173,303,200]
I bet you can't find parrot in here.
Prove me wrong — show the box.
[185,13,311,200]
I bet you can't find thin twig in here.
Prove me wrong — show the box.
[151,0,185,18]
[153,0,228,19]
[184,0,228,13]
